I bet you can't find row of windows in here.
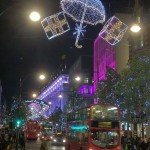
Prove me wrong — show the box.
[68,129,89,142]
[67,108,90,121]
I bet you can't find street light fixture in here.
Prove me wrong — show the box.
[39,74,46,80]
[58,94,62,98]
[29,11,41,22]
[75,76,81,82]
[130,24,141,33]
[32,93,37,98]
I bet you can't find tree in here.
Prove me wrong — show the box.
[96,55,150,124]
[96,67,121,106]
[116,55,150,123]
[10,97,27,123]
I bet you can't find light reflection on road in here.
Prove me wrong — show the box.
[25,138,65,150]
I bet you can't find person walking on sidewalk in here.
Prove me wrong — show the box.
[19,131,26,150]
[40,138,48,150]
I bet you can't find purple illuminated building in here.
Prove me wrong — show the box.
[94,36,116,103]
[93,13,134,104]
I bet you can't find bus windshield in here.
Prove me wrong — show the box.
[91,130,119,148]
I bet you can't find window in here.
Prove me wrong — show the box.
[84,78,89,84]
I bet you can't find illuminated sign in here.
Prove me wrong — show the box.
[91,121,119,128]
[98,122,112,128]
[70,125,88,130]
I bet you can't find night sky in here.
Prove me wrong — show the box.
[0,0,132,105]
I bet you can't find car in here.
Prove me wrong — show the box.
[51,133,66,146]
[40,132,53,141]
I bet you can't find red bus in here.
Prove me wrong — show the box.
[65,104,121,150]
[26,119,41,140]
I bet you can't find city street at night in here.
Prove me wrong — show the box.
[13,138,65,150]
[0,0,150,150]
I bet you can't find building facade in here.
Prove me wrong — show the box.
[94,13,133,98]
[37,74,69,116]
[68,55,94,111]
[36,55,94,117]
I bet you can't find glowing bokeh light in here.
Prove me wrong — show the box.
[130,24,141,33]
[29,11,41,22]
[39,74,45,80]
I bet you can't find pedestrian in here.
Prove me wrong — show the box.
[7,141,12,150]
[126,135,132,150]
[12,130,16,144]
[121,135,127,150]
[0,134,7,150]
[139,137,149,150]
[40,138,48,150]
[147,138,150,150]
[19,131,26,150]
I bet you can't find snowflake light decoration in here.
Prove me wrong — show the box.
[61,0,105,48]
[73,23,87,38]
[41,11,70,40]
[99,16,128,45]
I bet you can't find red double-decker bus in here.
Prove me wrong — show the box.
[65,104,121,150]
[25,119,41,140]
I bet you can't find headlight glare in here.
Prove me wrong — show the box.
[53,139,57,142]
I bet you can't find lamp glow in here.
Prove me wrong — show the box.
[58,94,62,98]
[39,74,45,80]
[29,11,41,22]
[32,93,37,98]
[130,24,141,33]
[75,76,81,81]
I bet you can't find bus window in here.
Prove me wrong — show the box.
[91,105,119,120]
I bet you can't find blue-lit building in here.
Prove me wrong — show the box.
[36,55,94,117]
[37,74,69,116]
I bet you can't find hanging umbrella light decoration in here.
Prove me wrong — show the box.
[60,0,106,48]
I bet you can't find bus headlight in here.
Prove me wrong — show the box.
[63,139,66,143]
[42,136,44,139]
[53,139,57,142]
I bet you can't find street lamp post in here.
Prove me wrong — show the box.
[130,0,142,33]
[15,73,46,150]
[0,81,2,124]
[15,77,23,150]
[72,76,81,111]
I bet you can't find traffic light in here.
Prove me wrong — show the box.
[16,119,21,128]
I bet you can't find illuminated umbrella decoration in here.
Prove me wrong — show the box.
[61,0,105,48]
